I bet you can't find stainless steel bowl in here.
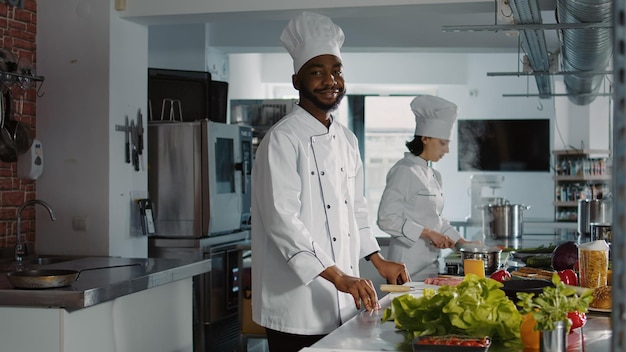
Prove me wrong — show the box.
[459,245,502,275]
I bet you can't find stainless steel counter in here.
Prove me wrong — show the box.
[310,282,611,351]
[0,256,211,309]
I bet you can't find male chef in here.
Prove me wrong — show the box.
[250,11,410,352]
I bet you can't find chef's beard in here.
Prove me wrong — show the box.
[300,86,346,112]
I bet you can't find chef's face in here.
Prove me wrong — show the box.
[293,54,346,112]
[421,137,450,162]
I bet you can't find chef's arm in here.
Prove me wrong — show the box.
[367,252,411,284]
[320,265,380,311]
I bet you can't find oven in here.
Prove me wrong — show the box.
[148,232,249,352]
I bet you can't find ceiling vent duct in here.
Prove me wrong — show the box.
[557,0,613,105]
[509,0,553,99]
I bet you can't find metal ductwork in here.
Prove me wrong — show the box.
[509,0,553,99]
[557,0,613,105]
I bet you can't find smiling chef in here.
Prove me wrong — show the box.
[250,11,410,352]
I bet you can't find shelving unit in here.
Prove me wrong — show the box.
[553,149,611,223]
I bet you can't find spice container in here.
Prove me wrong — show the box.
[579,240,610,288]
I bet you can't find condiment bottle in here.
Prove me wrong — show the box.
[579,240,610,288]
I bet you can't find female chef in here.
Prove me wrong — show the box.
[377,95,474,281]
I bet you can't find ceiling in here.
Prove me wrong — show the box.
[139,1,561,55]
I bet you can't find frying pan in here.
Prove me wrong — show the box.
[0,91,17,163]
[6,263,142,289]
[3,92,32,155]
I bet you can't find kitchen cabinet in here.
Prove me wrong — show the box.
[553,149,611,224]
[0,279,193,352]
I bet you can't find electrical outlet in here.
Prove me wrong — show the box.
[72,216,88,232]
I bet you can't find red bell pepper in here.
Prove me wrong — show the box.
[568,311,587,333]
[557,269,578,286]
[489,269,511,283]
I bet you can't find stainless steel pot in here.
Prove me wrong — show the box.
[578,199,612,236]
[459,245,502,275]
[481,202,530,239]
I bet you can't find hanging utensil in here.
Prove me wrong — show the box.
[4,92,33,155]
[0,91,17,162]
[125,115,130,163]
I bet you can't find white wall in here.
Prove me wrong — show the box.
[36,0,148,257]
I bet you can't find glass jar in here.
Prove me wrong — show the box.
[579,240,610,288]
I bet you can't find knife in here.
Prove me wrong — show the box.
[137,109,143,155]
[130,120,139,171]
[124,116,130,163]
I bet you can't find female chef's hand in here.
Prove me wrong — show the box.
[422,229,455,249]
[320,265,380,311]
[368,253,411,285]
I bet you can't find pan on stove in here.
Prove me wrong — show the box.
[6,263,142,289]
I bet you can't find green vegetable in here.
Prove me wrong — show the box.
[516,274,593,331]
[524,255,553,268]
[381,275,522,343]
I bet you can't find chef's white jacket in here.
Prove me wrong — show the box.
[251,105,380,335]
[377,153,461,281]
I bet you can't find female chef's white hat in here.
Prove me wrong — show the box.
[280,12,345,74]
[411,95,458,140]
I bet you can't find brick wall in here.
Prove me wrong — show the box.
[0,0,37,255]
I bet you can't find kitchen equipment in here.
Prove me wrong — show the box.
[0,92,17,163]
[7,263,142,289]
[481,202,530,239]
[148,120,253,237]
[590,223,612,243]
[466,174,505,224]
[578,198,612,236]
[459,245,502,275]
[149,234,249,352]
[17,138,43,179]
[3,92,33,155]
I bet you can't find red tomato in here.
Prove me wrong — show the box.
[489,269,512,282]
[568,311,587,333]
[558,269,578,286]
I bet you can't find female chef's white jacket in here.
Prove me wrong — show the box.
[377,153,462,281]
[251,105,380,335]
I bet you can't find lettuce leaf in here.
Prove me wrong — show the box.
[382,274,522,342]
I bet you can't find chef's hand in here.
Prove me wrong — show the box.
[368,252,411,284]
[422,229,455,249]
[320,265,380,311]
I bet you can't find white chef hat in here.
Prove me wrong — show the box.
[280,12,345,74]
[411,95,458,140]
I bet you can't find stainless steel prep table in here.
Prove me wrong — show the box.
[0,256,211,309]
[309,282,611,351]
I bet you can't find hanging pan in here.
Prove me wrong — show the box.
[0,91,17,163]
[3,92,33,155]
[6,263,142,289]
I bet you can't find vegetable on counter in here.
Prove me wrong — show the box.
[524,255,553,268]
[517,274,593,332]
[551,241,579,271]
[381,274,522,344]
[557,269,578,286]
[489,268,511,282]
[568,311,587,333]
